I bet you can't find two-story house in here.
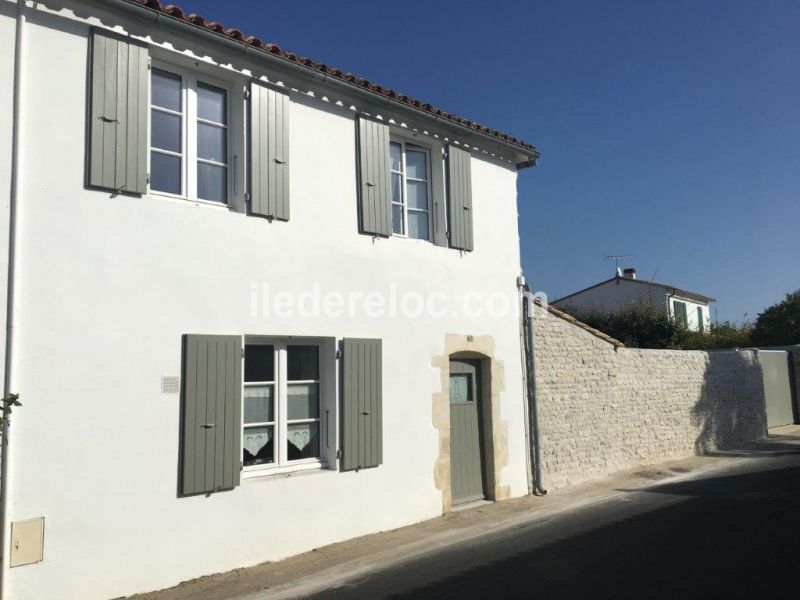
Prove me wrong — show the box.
[552,268,716,332]
[0,1,540,598]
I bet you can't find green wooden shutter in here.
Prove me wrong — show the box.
[341,338,383,471]
[180,335,242,495]
[356,116,392,236]
[446,145,474,251]
[88,29,148,195]
[697,306,704,332]
[249,82,290,220]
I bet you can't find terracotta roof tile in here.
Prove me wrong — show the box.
[123,0,539,157]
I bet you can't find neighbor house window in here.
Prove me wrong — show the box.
[390,140,432,240]
[673,300,688,329]
[243,342,321,469]
[150,66,229,204]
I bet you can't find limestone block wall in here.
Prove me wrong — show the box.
[532,306,768,489]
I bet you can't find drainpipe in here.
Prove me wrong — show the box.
[1,1,27,596]
[520,281,547,496]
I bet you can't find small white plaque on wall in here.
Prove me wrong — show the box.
[161,375,180,394]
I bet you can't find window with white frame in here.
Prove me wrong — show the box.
[390,140,432,240]
[150,66,230,204]
[243,342,322,469]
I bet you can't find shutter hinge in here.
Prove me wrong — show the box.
[147,56,152,70]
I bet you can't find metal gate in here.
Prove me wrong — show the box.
[760,350,795,428]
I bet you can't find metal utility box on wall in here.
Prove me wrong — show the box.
[10,517,44,567]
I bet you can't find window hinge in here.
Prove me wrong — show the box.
[147,56,152,70]
[335,349,343,360]
[336,449,343,459]
[146,172,151,185]
[244,86,251,100]
[241,348,245,359]
[245,192,251,204]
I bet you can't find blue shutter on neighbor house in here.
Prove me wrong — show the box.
[180,335,242,495]
[356,116,392,237]
[340,338,383,471]
[445,145,474,251]
[249,82,290,220]
[88,29,149,194]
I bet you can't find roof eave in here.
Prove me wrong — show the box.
[108,0,540,165]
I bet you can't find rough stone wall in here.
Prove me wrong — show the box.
[533,306,768,489]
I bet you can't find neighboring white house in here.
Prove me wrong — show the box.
[552,268,715,332]
[0,1,541,598]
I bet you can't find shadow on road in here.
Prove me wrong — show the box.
[319,460,800,600]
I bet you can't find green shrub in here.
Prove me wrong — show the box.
[750,289,800,346]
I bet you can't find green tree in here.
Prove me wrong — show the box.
[750,289,800,346]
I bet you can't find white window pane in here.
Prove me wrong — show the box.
[288,383,319,420]
[406,150,427,179]
[151,110,181,153]
[407,180,428,210]
[150,152,181,194]
[287,422,319,460]
[390,141,402,172]
[198,163,227,203]
[197,122,226,163]
[392,204,404,235]
[243,425,274,466]
[391,173,403,204]
[407,210,429,240]
[244,385,274,423]
[151,69,181,112]
[197,83,226,124]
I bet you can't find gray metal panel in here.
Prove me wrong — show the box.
[89,30,148,194]
[249,82,290,220]
[356,116,392,237]
[341,338,383,471]
[446,145,474,251]
[181,334,242,495]
[761,351,795,428]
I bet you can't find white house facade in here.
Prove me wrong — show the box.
[0,1,540,598]
[552,269,715,332]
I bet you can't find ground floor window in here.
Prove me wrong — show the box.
[243,341,321,469]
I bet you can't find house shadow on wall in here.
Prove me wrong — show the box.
[692,350,768,455]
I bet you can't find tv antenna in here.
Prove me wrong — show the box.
[604,254,635,275]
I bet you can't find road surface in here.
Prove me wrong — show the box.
[305,447,800,599]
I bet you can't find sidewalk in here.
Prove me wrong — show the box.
[133,426,800,600]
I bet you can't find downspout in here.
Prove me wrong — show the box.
[517,277,533,494]
[521,283,547,496]
[1,1,27,596]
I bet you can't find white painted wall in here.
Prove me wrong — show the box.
[2,3,531,599]
[553,278,712,332]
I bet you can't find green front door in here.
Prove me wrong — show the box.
[449,359,486,505]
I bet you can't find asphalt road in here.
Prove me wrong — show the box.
[305,447,800,600]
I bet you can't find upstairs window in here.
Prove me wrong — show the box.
[390,140,432,240]
[149,66,230,204]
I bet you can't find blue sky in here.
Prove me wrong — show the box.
[176,0,799,323]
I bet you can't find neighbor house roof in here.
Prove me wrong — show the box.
[121,0,540,162]
[552,276,716,306]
